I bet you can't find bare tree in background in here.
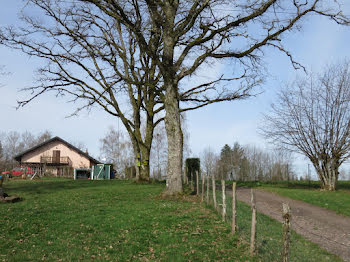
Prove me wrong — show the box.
[99,126,133,177]
[0,130,52,170]
[261,62,350,190]
[151,123,168,180]
[2,0,349,194]
[70,141,87,152]
[181,114,192,162]
[3,132,22,165]
[202,147,218,179]
[35,131,52,144]
[205,143,295,182]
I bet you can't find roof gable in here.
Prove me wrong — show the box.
[14,136,101,164]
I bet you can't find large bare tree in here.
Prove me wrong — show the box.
[78,0,348,195]
[2,0,349,194]
[261,62,350,190]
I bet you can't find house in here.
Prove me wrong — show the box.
[14,136,100,177]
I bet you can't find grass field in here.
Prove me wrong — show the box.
[245,180,350,217]
[0,179,341,261]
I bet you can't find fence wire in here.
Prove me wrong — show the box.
[193,175,350,260]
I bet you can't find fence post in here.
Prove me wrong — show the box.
[250,189,257,256]
[201,173,205,202]
[221,180,226,221]
[212,175,217,210]
[196,170,199,196]
[282,203,291,262]
[232,182,237,234]
[206,174,209,203]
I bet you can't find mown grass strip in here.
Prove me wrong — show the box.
[260,182,350,217]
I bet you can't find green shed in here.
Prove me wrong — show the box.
[91,164,113,180]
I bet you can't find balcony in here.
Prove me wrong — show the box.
[40,156,72,166]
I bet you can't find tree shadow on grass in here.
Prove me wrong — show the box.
[2,179,127,196]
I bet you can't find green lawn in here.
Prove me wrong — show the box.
[258,181,350,217]
[0,179,249,261]
[0,179,341,261]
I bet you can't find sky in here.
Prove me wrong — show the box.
[1,1,350,178]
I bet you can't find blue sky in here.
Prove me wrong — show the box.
[1,1,350,177]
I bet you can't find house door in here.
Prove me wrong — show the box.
[53,150,61,163]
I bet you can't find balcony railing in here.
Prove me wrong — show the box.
[40,156,72,166]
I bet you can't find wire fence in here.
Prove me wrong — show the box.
[189,172,350,261]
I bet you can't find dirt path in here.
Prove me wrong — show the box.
[236,188,350,261]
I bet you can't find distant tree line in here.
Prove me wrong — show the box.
[202,143,296,182]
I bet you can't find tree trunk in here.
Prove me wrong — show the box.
[134,150,141,181]
[313,158,339,191]
[139,146,151,182]
[164,82,183,195]
[130,115,154,182]
[161,2,183,195]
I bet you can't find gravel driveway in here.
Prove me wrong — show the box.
[236,188,350,261]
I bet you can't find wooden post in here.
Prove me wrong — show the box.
[212,175,217,210]
[221,180,226,221]
[232,182,237,234]
[282,203,291,262]
[43,163,47,177]
[206,174,209,203]
[201,173,205,202]
[196,170,199,196]
[250,189,257,256]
